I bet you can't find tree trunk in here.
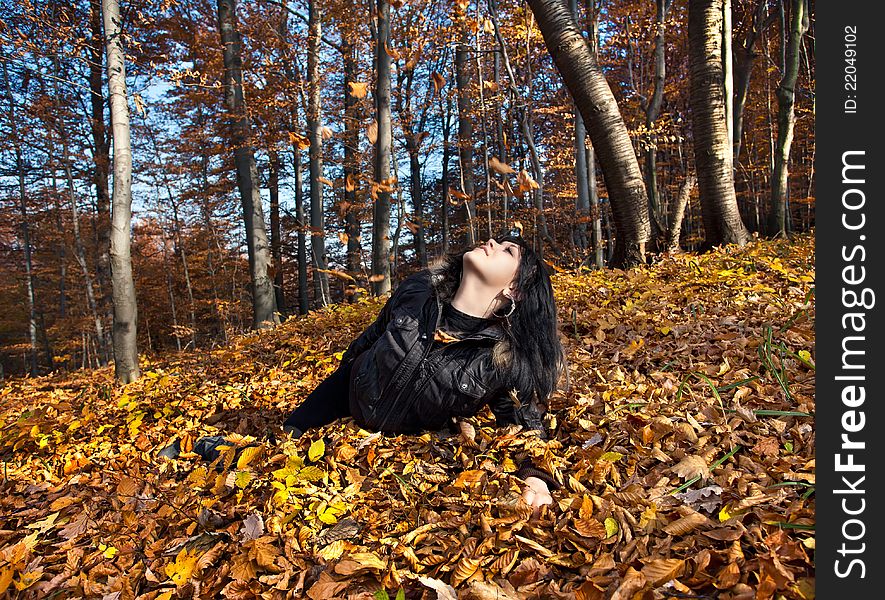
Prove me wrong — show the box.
[455,9,476,246]
[570,0,589,253]
[583,0,603,270]
[667,174,697,252]
[268,147,286,316]
[56,95,105,364]
[768,0,807,238]
[277,0,309,315]
[102,0,140,382]
[733,0,775,165]
[218,0,280,328]
[722,0,734,162]
[688,0,748,248]
[440,93,453,256]
[89,0,112,365]
[1,62,39,376]
[306,0,331,307]
[644,0,672,252]
[373,0,393,295]
[524,0,649,267]
[342,40,364,284]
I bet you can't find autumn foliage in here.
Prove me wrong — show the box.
[0,235,815,598]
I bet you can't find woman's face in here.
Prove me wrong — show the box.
[463,238,522,291]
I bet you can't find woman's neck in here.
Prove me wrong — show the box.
[450,273,502,318]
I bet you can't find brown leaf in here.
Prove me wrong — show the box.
[489,156,515,175]
[367,121,378,144]
[640,558,685,586]
[670,455,710,480]
[431,71,447,93]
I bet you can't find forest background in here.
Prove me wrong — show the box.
[0,0,813,378]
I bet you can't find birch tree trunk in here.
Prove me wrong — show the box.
[688,0,748,248]
[373,0,393,295]
[218,0,280,328]
[102,0,140,382]
[525,0,650,267]
[768,0,807,238]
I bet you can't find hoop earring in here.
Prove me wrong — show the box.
[493,300,517,319]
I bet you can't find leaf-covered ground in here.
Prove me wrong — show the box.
[0,235,815,599]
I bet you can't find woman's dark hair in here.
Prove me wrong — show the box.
[432,232,569,409]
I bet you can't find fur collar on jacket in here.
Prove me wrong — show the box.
[427,260,514,372]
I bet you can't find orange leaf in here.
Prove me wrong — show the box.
[348,81,369,99]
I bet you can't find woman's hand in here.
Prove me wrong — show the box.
[521,476,553,517]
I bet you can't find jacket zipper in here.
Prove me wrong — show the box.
[374,285,444,430]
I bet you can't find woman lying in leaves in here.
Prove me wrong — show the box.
[160,232,568,513]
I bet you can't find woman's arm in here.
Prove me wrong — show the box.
[487,391,562,493]
[339,271,426,365]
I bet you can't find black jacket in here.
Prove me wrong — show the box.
[341,268,561,490]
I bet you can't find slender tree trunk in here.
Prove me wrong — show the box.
[644,0,672,252]
[583,0,603,270]
[524,0,650,267]
[307,0,331,306]
[161,228,181,352]
[268,147,286,316]
[373,0,393,295]
[102,0,140,382]
[688,0,748,248]
[59,105,105,364]
[454,9,477,246]
[733,0,775,165]
[342,40,363,283]
[218,0,280,328]
[667,174,697,252]
[768,0,807,238]
[2,62,39,376]
[440,94,453,256]
[722,0,734,161]
[277,1,309,315]
[47,134,68,320]
[570,0,589,253]
[89,0,112,365]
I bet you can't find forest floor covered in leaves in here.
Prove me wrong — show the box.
[0,234,815,600]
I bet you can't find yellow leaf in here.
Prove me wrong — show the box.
[604,517,619,538]
[319,508,339,524]
[718,505,732,522]
[599,451,623,462]
[235,471,253,489]
[99,542,118,559]
[165,548,199,587]
[236,446,262,470]
[308,439,325,462]
[13,570,41,591]
[298,465,325,482]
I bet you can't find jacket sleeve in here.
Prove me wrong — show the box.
[487,391,561,491]
[339,271,426,366]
